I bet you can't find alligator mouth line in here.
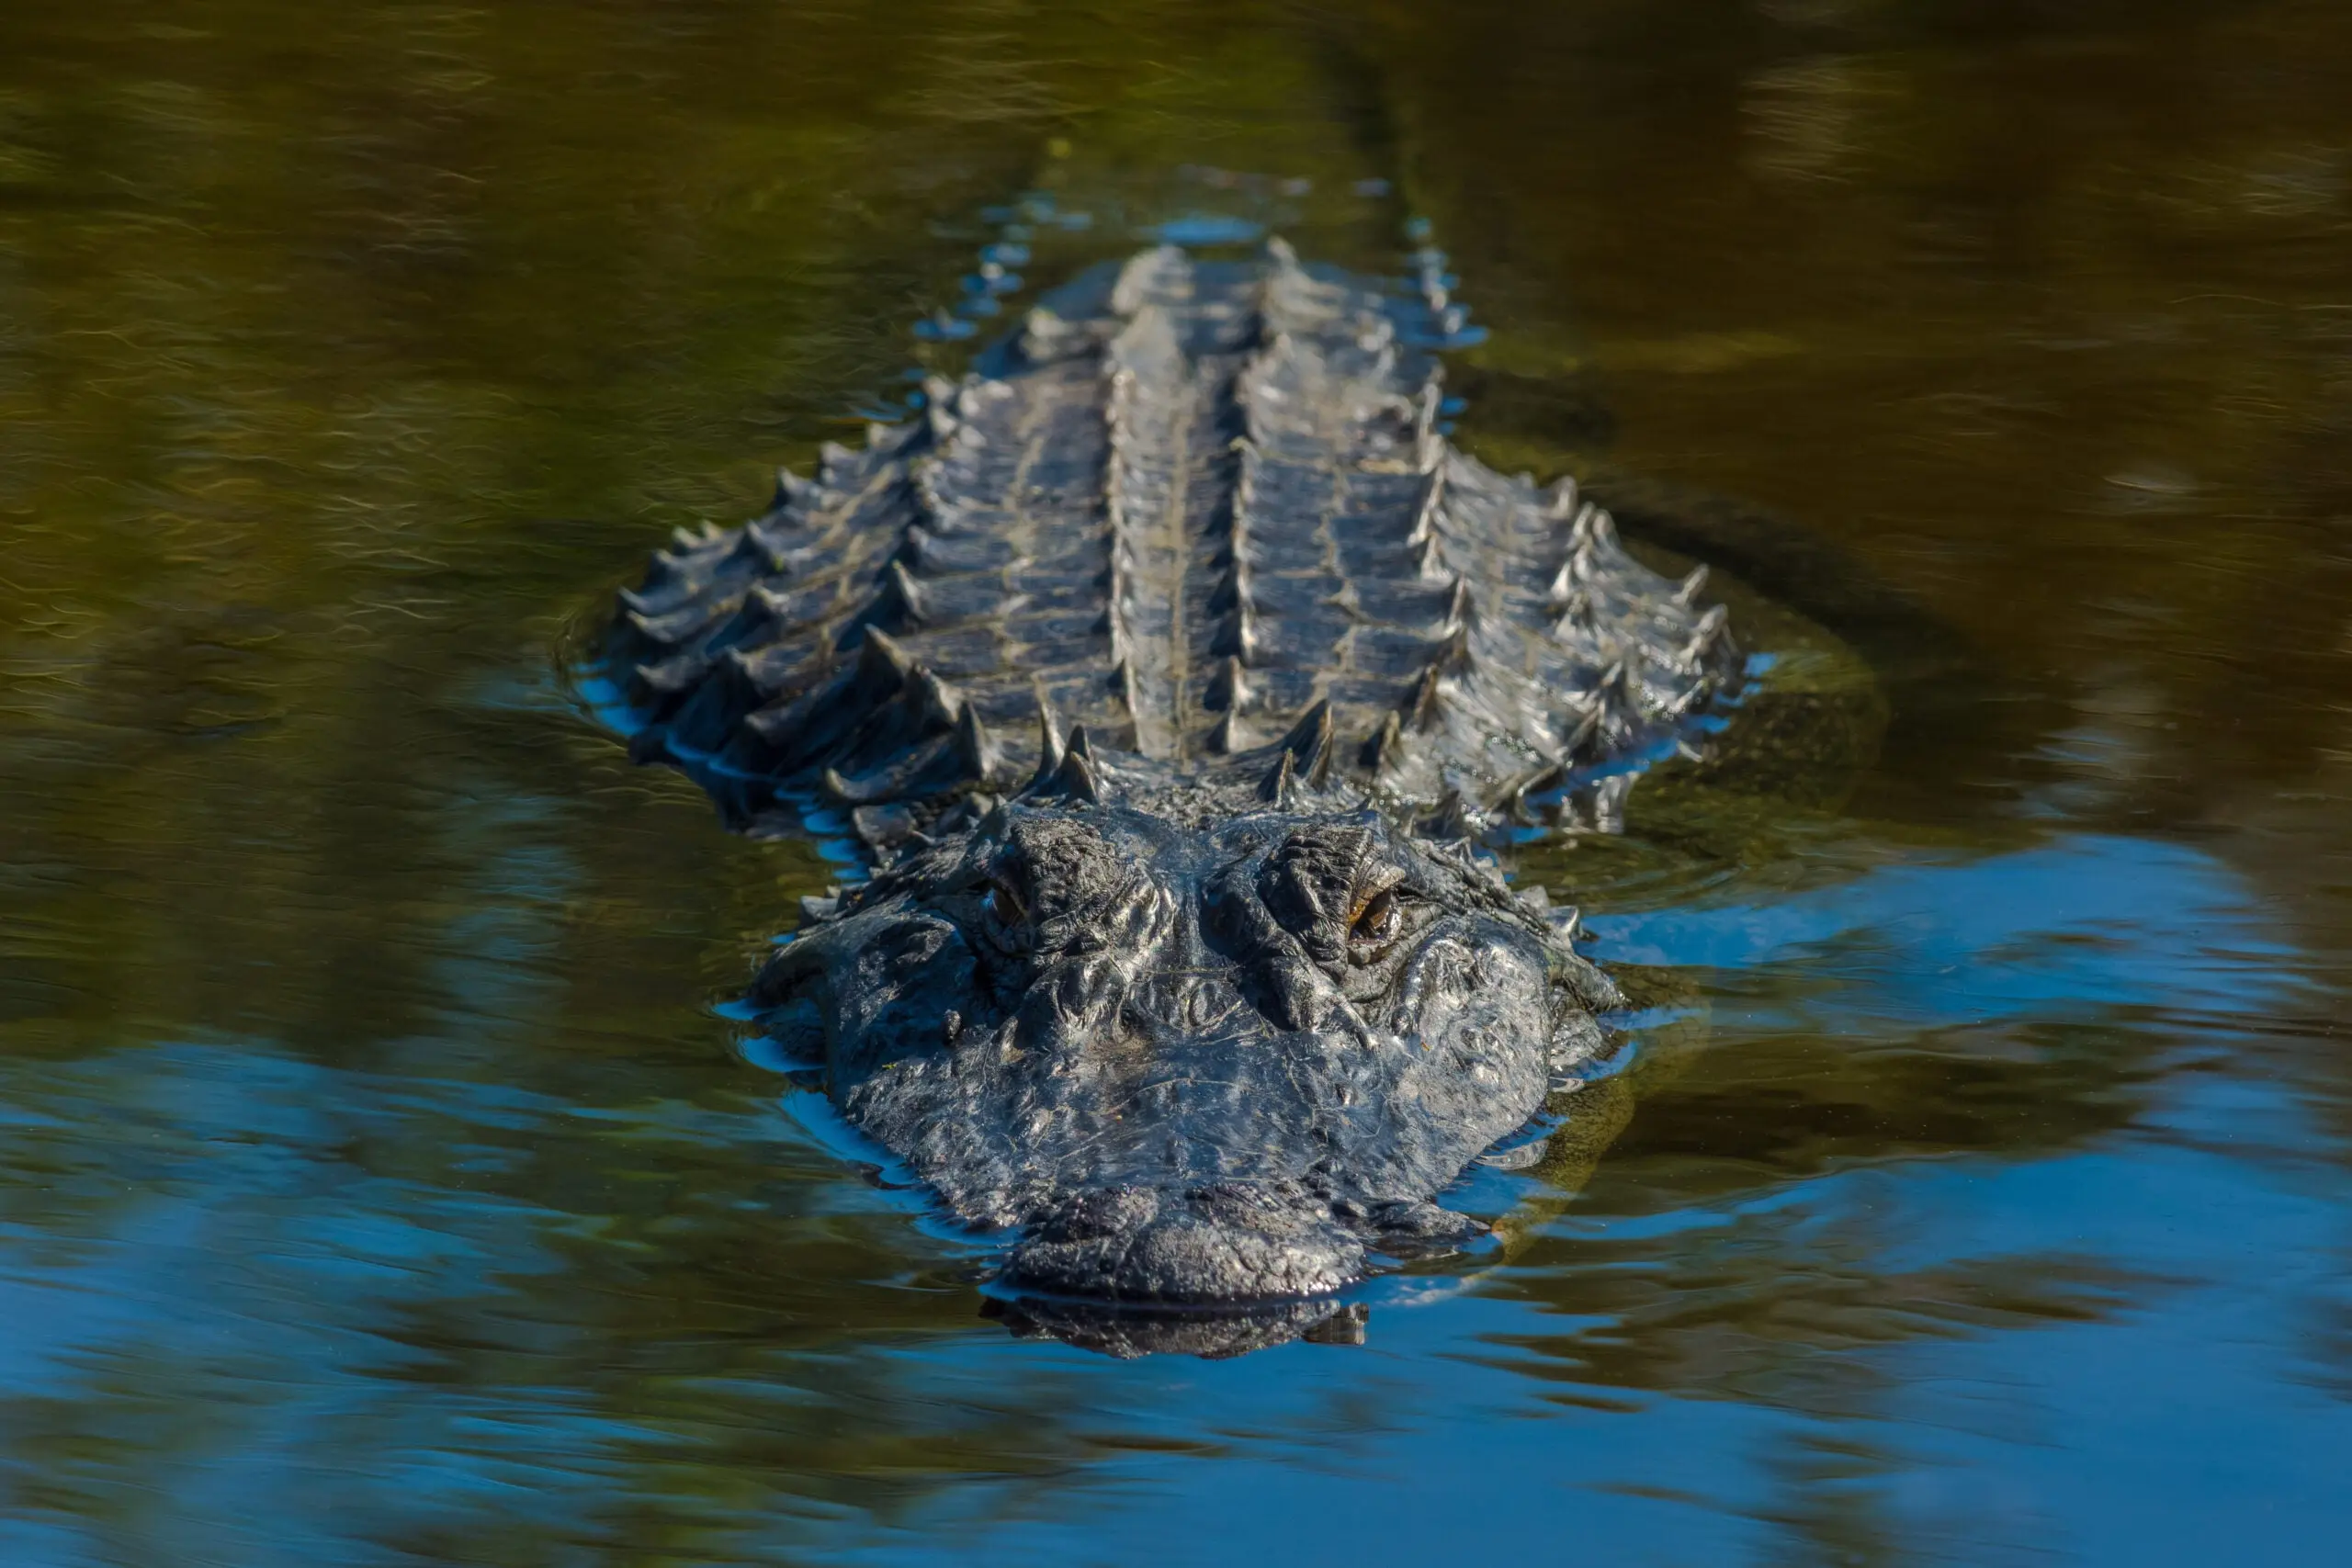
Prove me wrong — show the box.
[982,1292,1375,1359]
[982,1279,1353,1316]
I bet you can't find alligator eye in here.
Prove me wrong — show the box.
[982,876,1029,930]
[1349,886,1401,947]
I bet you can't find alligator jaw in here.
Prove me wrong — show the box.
[1001,1180,1370,1306]
[997,1178,1496,1337]
[985,1292,1372,1360]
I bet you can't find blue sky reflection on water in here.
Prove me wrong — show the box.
[808,835,2352,1563]
[2,829,2346,1564]
[1592,833,2308,1027]
[6,0,2352,1560]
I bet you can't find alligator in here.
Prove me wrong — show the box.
[601,241,1742,1353]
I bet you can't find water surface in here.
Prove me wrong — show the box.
[4,2,2350,1562]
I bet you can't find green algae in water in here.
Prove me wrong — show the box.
[4,0,2352,1562]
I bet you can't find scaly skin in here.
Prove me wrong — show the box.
[603,242,1740,1352]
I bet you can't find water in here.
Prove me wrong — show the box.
[4,2,2349,1561]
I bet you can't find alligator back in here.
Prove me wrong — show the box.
[606,243,1738,834]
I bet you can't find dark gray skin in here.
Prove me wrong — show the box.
[752,795,1619,1310]
[602,241,1739,1350]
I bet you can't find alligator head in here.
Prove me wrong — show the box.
[751,792,1621,1335]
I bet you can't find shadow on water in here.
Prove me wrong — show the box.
[2,0,2351,1562]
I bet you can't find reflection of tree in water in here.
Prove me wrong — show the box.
[4,0,2351,1561]
[1365,0,2352,824]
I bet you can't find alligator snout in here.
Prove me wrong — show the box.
[747,801,1585,1327]
[1004,1180,1367,1305]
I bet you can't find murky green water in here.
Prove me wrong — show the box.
[5,2,2350,1562]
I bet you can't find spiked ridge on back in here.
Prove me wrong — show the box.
[605,240,1741,846]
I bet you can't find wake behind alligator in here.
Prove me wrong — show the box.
[600,240,1745,1354]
